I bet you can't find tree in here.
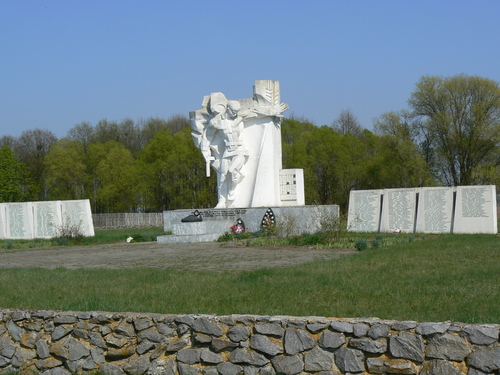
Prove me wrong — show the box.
[94,142,140,212]
[165,114,190,134]
[331,109,363,137]
[0,146,35,202]
[44,139,88,200]
[138,128,216,211]
[0,135,17,150]
[408,74,500,185]
[371,111,435,188]
[12,129,58,199]
[67,122,95,150]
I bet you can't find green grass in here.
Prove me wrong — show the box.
[0,227,166,249]
[0,234,498,323]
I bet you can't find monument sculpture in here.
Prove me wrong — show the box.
[190,80,293,208]
[158,80,333,244]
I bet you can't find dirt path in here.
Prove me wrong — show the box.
[0,241,357,271]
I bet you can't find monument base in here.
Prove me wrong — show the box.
[157,205,339,244]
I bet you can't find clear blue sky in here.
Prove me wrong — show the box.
[1,0,499,138]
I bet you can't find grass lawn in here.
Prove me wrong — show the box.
[0,233,498,324]
[0,227,166,249]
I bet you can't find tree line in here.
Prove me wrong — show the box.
[1,74,499,213]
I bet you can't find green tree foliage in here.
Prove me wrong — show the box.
[282,120,370,211]
[138,128,216,211]
[372,111,435,188]
[44,139,87,200]
[408,74,500,185]
[12,129,57,200]
[0,146,35,202]
[94,141,140,212]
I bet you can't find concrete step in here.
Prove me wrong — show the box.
[157,233,221,244]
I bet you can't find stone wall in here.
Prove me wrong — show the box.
[0,309,499,375]
[91,213,163,229]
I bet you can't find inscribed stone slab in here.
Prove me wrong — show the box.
[5,202,34,239]
[33,201,61,238]
[415,187,454,233]
[279,169,305,206]
[0,204,5,239]
[380,188,417,233]
[453,185,497,234]
[347,190,383,232]
[59,200,95,237]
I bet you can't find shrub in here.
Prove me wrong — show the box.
[53,217,85,245]
[355,239,369,251]
[319,209,348,242]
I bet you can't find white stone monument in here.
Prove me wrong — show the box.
[4,202,34,239]
[453,185,497,234]
[0,199,94,239]
[60,200,95,237]
[190,80,303,208]
[415,187,454,234]
[32,201,61,238]
[348,185,497,234]
[347,189,383,232]
[380,188,418,233]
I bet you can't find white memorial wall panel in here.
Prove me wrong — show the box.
[453,185,497,234]
[5,202,34,239]
[60,200,95,237]
[0,205,5,239]
[33,201,61,238]
[380,188,417,233]
[0,199,94,239]
[415,187,454,234]
[347,190,383,232]
[348,185,497,234]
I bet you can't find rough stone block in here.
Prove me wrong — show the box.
[467,347,500,372]
[250,334,282,356]
[304,346,334,371]
[463,325,499,345]
[271,355,304,375]
[254,322,283,337]
[389,332,425,362]
[426,334,470,361]
[284,328,315,354]
[193,317,223,336]
[318,331,345,349]
[350,338,387,353]
[228,325,250,342]
[334,347,365,373]
[330,321,353,333]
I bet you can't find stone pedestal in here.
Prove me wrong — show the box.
[158,205,339,244]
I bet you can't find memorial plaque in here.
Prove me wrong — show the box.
[380,188,417,233]
[33,201,61,238]
[279,169,305,206]
[0,199,94,240]
[453,185,497,234]
[415,187,454,233]
[0,204,6,239]
[5,202,33,239]
[347,190,383,232]
[60,199,95,237]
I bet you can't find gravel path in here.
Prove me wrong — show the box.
[0,241,356,271]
